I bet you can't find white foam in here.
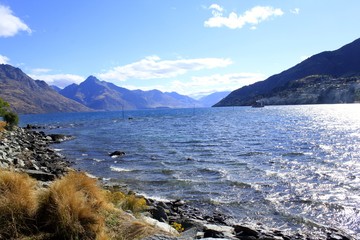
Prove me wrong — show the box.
[110,166,132,172]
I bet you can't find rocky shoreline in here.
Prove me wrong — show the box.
[0,127,354,240]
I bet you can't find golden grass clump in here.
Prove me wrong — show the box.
[105,190,148,214]
[0,121,6,132]
[0,170,38,239]
[37,172,107,240]
[0,169,172,240]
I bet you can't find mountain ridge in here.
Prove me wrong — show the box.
[0,64,91,114]
[60,76,202,111]
[215,38,360,106]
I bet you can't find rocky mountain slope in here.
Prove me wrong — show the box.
[60,76,202,111]
[215,38,360,106]
[0,64,91,114]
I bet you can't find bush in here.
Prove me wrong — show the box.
[37,172,107,240]
[3,111,19,129]
[0,170,38,239]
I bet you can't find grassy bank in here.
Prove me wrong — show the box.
[0,169,174,240]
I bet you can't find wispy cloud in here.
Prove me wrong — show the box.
[0,54,9,64]
[99,56,233,81]
[139,73,266,96]
[290,8,300,15]
[209,4,224,14]
[204,5,284,29]
[29,70,85,88]
[0,4,31,37]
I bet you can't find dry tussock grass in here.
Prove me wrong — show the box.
[0,170,171,240]
[0,121,6,132]
[37,172,107,240]
[0,170,38,239]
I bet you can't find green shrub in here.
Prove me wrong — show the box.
[3,111,19,129]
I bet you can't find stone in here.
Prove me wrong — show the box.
[109,150,126,157]
[142,235,178,240]
[204,224,236,239]
[234,225,259,238]
[203,228,225,238]
[142,216,179,236]
[48,134,73,143]
[151,205,168,222]
[21,169,55,181]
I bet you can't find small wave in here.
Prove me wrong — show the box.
[161,169,175,175]
[53,148,63,152]
[93,158,104,162]
[238,152,265,157]
[110,166,132,172]
[282,152,305,157]
[200,167,228,177]
[139,193,173,203]
[226,180,252,189]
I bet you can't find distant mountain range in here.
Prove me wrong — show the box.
[0,64,229,114]
[59,76,202,111]
[6,38,358,113]
[0,64,91,114]
[215,38,360,106]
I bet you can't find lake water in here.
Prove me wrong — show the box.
[20,104,360,238]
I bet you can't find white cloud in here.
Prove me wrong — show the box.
[169,72,266,96]
[290,8,300,14]
[0,5,31,37]
[99,56,232,81]
[29,72,85,88]
[113,72,265,96]
[209,4,224,17]
[204,5,284,29]
[0,54,9,64]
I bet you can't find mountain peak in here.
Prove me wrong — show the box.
[0,64,31,83]
[84,75,100,83]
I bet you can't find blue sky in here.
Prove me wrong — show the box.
[0,1,359,98]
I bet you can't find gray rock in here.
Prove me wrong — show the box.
[234,225,259,238]
[109,150,126,157]
[142,235,178,240]
[151,205,168,222]
[22,169,55,181]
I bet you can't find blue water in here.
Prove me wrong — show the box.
[20,105,360,238]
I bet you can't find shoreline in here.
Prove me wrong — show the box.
[0,126,354,240]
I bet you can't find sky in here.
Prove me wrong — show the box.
[0,1,359,98]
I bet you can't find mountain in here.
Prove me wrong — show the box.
[198,91,231,107]
[60,76,202,110]
[132,90,201,109]
[215,38,360,106]
[60,76,147,110]
[51,85,62,92]
[0,64,91,114]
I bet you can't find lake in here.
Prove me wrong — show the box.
[20,104,360,238]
